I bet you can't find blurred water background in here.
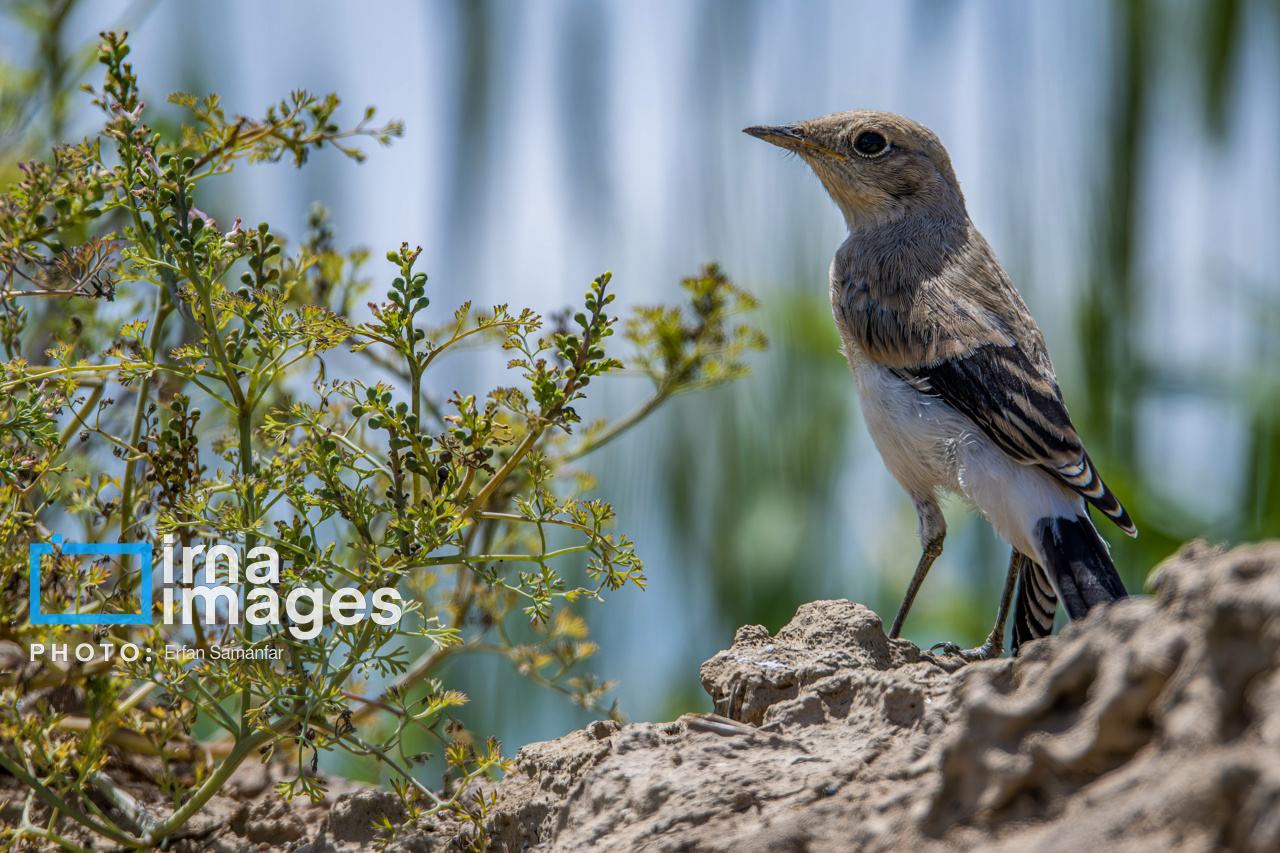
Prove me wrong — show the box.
[3,0,1279,780]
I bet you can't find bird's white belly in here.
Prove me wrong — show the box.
[843,345,1082,563]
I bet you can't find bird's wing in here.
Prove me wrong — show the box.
[895,343,1136,536]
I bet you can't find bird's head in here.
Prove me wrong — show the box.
[745,110,966,230]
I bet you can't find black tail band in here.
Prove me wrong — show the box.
[1036,515,1127,621]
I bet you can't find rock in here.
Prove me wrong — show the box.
[12,540,1279,852]
[298,789,412,852]
[698,600,948,726]
[471,540,1280,851]
[480,720,623,850]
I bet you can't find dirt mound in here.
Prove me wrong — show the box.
[12,540,1278,851]
[461,539,1280,852]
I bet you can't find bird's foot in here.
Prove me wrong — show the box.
[929,638,1003,663]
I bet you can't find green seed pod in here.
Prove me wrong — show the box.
[386,250,400,264]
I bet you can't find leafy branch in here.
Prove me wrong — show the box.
[0,29,763,853]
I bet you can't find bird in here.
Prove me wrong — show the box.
[745,111,1136,660]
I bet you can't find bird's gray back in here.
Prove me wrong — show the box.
[830,216,1057,386]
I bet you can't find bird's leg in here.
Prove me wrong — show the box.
[931,549,1024,662]
[889,533,945,639]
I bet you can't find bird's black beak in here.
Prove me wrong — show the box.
[743,124,804,147]
[743,124,845,161]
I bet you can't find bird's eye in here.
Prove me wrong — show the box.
[854,131,888,157]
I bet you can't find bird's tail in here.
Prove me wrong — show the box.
[1012,514,1128,655]
[1011,558,1056,654]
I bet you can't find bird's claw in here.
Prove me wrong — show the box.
[928,639,1003,663]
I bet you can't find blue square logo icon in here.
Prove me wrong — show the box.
[29,535,153,626]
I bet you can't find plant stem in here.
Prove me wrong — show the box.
[347,639,484,725]
[139,723,276,845]
[86,770,159,836]
[457,426,541,525]
[10,824,97,853]
[555,387,670,463]
[56,384,103,448]
[0,751,142,848]
[118,295,172,550]
[0,364,116,391]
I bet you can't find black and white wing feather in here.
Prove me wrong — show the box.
[896,343,1137,536]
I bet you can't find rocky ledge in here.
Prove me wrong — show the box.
[397,540,1280,853]
[74,540,1278,852]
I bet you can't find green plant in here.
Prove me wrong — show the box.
[0,32,763,851]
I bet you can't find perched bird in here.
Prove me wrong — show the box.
[745,111,1135,659]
